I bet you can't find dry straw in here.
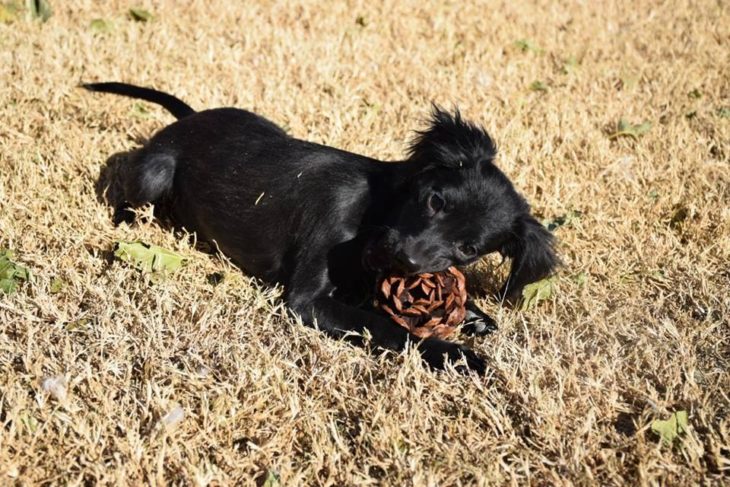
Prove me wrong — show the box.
[0,0,728,485]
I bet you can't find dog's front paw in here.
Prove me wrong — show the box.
[419,338,486,375]
[462,308,498,336]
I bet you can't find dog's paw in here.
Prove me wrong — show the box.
[461,308,498,336]
[113,204,135,226]
[419,338,486,375]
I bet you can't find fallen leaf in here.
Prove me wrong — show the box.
[49,277,63,294]
[27,0,51,21]
[128,7,152,22]
[89,18,113,33]
[562,55,579,74]
[114,241,186,274]
[514,39,542,53]
[618,72,639,90]
[543,210,582,231]
[520,277,555,310]
[651,410,688,446]
[0,2,22,23]
[530,80,548,92]
[65,317,90,332]
[130,102,151,118]
[262,470,281,487]
[608,119,651,140]
[0,249,30,294]
[647,269,669,285]
[19,411,38,433]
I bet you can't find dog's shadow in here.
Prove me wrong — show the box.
[463,258,510,301]
[94,148,137,211]
[95,145,223,259]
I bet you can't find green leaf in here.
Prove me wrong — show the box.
[90,18,113,33]
[355,15,366,27]
[0,279,16,294]
[608,119,651,140]
[619,72,638,90]
[262,470,280,487]
[130,101,151,118]
[529,80,548,92]
[718,107,730,119]
[520,277,555,310]
[651,410,688,446]
[0,249,30,294]
[562,55,579,74]
[65,317,90,332]
[514,39,542,54]
[49,277,63,294]
[687,89,702,99]
[0,7,12,23]
[19,411,38,433]
[647,269,669,285]
[0,2,22,23]
[128,7,152,22]
[114,241,186,274]
[543,210,582,231]
[27,0,51,22]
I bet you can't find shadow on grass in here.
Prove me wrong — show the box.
[94,148,140,211]
[93,145,216,258]
[462,258,510,301]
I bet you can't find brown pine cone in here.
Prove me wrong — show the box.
[375,266,467,339]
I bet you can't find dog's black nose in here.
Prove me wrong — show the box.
[395,251,418,272]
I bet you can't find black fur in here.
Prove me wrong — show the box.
[85,83,558,375]
[83,82,195,119]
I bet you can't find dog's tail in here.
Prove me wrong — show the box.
[81,82,195,120]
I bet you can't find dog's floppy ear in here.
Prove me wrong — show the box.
[500,214,558,301]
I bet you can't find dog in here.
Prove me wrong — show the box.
[84,82,557,375]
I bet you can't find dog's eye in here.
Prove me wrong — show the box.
[427,192,445,214]
[458,243,478,259]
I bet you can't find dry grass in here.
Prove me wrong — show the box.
[1,0,728,485]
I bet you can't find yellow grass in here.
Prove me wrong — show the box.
[0,0,728,484]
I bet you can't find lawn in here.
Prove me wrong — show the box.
[0,0,728,484]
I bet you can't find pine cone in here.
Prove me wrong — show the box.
[375,266,467,339]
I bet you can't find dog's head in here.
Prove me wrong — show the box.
[366,107,557,300]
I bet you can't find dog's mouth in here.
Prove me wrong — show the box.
[362,232,445,276]
[362,241,390,274]
[362,230,402,274]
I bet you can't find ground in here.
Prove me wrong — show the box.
[0,0,728,485]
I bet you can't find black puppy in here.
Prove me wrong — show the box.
[84,82,557,374]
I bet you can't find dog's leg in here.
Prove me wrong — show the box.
[292,294,487,374]
[461,299,498,336]
[113,152,176,226]
[113,202,136,226]
[285,263,486,374]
